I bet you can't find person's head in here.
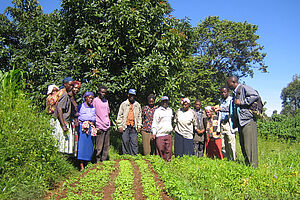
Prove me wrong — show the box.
[72,81,81,95]
[227,76,239,90]
[205,106,214,118]
[194,99,201,111]
[181,98,190,111]
[98,85,107,99]
[47,84,59,96]
[221,86,229,99]
[63,77,74,92]
[128,89,136,103]
[147,94,155,107]
[161,96,169,108]
[83,91,94,106]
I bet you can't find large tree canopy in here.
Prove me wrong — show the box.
[0,0,267,111]
[280,75,300,115]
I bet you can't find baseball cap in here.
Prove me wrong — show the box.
[161,96,169,101]
[128,89,136,95]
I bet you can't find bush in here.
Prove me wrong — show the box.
[258,112,300,141]
[0,70,75,199]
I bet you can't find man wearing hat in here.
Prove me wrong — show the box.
[151,96,173,161]
[117,89,142,155]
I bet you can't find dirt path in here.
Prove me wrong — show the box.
[145,160,173,200]
[102,160,120,200]
[131,161,146,200]
[45,159,173,200]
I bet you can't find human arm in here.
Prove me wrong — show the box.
[116,103,124,132]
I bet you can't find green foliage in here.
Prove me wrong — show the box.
[258,112,300,141]
[280,75,300,115]
[0,69,74,199]
[113,160,134,200]
[147,137,299,200]
[1,0,267,112]
[135,159,162,200]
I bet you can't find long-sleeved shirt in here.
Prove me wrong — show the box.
[117,100,142,130]
[174,108,198,140]
[233,84,259,127]
[151,106,173,137]
[92,97,110,131]
[219,96,232,121]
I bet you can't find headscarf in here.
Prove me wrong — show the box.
[181,97,190,105]
[83,91,94,102]
[205,106,213,111]
[73,80,81,88]
[47,84,59,95]
[60,77,74,89]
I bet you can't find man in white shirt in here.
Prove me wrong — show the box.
[152,96,173,161]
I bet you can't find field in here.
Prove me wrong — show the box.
[46,133,299,200]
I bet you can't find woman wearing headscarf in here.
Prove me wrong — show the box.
[174,98,202,157]
[77,92,96,170]
[203,106,223,159]
[46,84,59,114]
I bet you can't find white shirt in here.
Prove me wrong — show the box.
[152,106,173,137]
[174,108,198,139]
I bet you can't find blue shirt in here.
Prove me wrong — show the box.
[220,96,232,121]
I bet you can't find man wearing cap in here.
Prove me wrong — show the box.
[53,77,75,154]
[151,96,173,161]
[117,89,142,155]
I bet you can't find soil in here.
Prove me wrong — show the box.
[45,159,173,200]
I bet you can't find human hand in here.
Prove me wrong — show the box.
[118,128,123,133]
[234,99,241,105]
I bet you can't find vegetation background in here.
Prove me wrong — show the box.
[0,0,299,199]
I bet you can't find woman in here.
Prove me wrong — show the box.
[141,94,158,155]
[204,106,223,159]
[46,84,59,114]
[77,92,96,170]
[69,81,81,157]
[174,98,202,157]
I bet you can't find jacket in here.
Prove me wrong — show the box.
[117,100,142,130]
[233,84,259,127]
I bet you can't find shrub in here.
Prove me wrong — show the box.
[0,70,75,199]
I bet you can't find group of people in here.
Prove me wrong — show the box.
[46,75,260,169]
[46,77,110,170]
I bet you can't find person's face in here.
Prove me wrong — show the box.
[72,84,81,95]
[205,109,213,118]
[65,81,74,92]
[85,95,94,105]
[227,79,235,90]
[128,94,135,101]
[221,88,229,99]
[182,102,190,111]
[51,87,58,95]
[194,101,201,111]
[99,88,107,99]
[161,100,168,108]
[148,98,154,106]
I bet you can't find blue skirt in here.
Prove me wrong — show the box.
[77,123,95,161]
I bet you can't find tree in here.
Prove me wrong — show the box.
[192,16,267,80]
[280,75,300,115]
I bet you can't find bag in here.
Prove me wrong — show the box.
[236,85,264,119]
[249,94,264,119]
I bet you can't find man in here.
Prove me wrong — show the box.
[152,96,173,162]
[117,89,142,155]
[193,99,206,157]
[141,94,158,155]
[93,85,110,162]
[227,76,259,168]
[214,86,237,161]
[54,77,75,154]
